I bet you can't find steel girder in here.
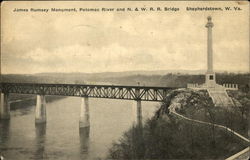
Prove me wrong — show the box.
[0,83,175,102]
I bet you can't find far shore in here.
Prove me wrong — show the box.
[9,94,65,110]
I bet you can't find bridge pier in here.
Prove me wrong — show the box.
[133,100,142,127]
[35,95,47,124]
[79,97,90,129]
[0,93,10,119]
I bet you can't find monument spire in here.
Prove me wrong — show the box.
[206,16,214,73]
[205,16,216,86]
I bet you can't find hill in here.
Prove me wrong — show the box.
[1,72,249,90]
[107,89,249,159]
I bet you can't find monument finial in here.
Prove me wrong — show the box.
[207,16,212,21]
[206,16,213,28]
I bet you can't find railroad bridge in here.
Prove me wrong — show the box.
[0,82,175,128]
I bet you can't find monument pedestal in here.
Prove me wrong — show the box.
[205,72,216,88]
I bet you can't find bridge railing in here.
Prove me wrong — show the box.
[0,83,175,102]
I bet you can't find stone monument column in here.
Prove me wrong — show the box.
[206,16,214,73]
[205,16,216,87]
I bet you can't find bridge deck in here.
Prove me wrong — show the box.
[0,83,176,102]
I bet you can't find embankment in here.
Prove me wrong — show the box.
[107,88,249,159]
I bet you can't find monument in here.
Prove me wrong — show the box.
[187,16,238,107]
[205,16,216,87]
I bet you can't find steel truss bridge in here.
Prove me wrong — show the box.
[0,83,175,102]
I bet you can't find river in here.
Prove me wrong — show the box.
[0,96,160,160]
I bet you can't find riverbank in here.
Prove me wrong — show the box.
[107,89,249,159]
[9,94,65,110]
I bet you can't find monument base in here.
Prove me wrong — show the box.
[187,80,236,107]
[205,73,216,88]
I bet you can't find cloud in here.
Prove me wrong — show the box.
[1,1,249,74]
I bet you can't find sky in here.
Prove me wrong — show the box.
[1,1,249,74]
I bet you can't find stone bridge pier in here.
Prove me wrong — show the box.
[78,96,143,132]
[79,97,90,129]
[35,95,47,123]
[133,88,143,127]
[0,92,10,119]
[133,100,142,127]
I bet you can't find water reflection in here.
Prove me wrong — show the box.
[34,123,46,160]
[0,120,10,147]
[0,98,159,159]
[79,127,90,159]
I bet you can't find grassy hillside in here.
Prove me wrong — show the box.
[107,89,249,159]
[158,89,249,137]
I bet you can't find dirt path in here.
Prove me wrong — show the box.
[169,109,249,160]
[169,110,249,143]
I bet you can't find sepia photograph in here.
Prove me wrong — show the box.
[0,1,249,160]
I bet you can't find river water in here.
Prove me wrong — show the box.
[0,96,160,160]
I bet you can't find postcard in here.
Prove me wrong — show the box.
[0,1,249,160]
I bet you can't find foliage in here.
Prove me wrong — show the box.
[107,115,247,159]
[107,89,249,159]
